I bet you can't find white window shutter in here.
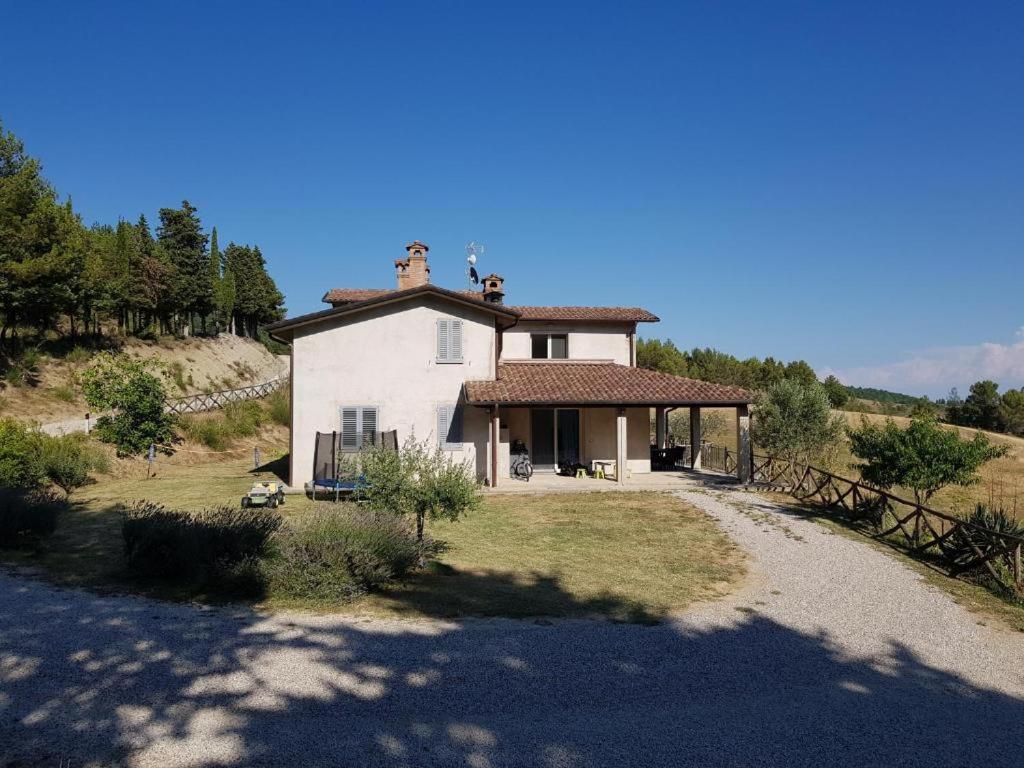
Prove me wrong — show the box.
[340,407,358,450]
[361,407,377,446]
[437,406,450,448]
[451,320,463,362]
[437,319,449,361]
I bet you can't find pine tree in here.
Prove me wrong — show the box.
[156,200,210,336]
[208,226,221,333]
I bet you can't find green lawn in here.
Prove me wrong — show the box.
[3,454,744,622]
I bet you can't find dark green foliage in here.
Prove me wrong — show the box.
[38,433,109,497]
[0,121,284,347]
[0,418,45,489]
[848,416,1008,505]
[267,506,424,600]
[822,375,849,408]
[121,502,282,585]
[81,353,177,454]
[636,338,818,391]
[958,380,1002,431]
[0,487,63,548]
[223,244,285,338]
[844,386,923,406]
[752,380,845,483]
[998,389,1024,437]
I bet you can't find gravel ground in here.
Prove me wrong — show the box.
[2,487,1023,767]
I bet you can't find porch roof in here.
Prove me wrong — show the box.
[465,362,754,407]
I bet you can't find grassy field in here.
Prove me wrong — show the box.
[2,451,744,622]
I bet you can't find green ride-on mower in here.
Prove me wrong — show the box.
[241,482,286,509]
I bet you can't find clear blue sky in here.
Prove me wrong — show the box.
[3,1,1022,397]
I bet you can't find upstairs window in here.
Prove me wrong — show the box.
[531,333,569,359]
[339,406,378,451]
[437,318,464,363]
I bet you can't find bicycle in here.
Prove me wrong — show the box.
[510,451,533,481]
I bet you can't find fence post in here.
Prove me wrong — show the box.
[147,443,155,478]
[254,447,261,470]
[1015,544,1022,588]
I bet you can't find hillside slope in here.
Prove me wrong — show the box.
[0,335,288,425]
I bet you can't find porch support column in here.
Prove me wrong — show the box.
[736,404,752,483]
[689,406,702,469]
[655,407,667,449]
[616,407,628,484]
[489,406,500,488]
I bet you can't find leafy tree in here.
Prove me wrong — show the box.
[157,200,210,335]
[998,388,1024,437]
[784,360,818,387]
[956,380,1002,431]
[636,338,688,376]
[751,380,845,485]
[847,415,1008,505]
[39,433,108,497]
[80,353,177,455]
[821,375,849,409]
[358,437,479,542]
[0,121,81,342]
[224,243,285,337]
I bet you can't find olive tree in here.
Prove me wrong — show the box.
[752,380,845,486]
[848,415,1008,505]
[358,437,479,542]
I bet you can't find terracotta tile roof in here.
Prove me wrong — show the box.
[507,306,659,322]
[465,362,754,406]
[323,287,657,322]
[322,288,393,304]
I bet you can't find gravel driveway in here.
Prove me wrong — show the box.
[2,487,1023,767]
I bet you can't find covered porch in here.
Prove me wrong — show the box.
[464,362,756,489]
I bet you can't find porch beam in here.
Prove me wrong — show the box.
[655,406,667,450]
[490,406,500,488]
[736,404,752,483]
[616,407,627,484]
[689,406,702,469]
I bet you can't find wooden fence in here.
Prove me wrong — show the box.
[744,451,1024,594]
[701,443,736,475]
[165,376,287,415]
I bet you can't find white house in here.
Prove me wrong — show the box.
[265,241,755,488]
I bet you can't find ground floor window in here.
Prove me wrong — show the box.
[339,406,378,450]
[530,408,580,469]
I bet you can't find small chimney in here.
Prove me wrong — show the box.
[395,240,430,290]
[482,273,505,304]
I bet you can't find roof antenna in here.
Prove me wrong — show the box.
[466,241,484,289]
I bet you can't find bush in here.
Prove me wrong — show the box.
[39,433,110,497]
[0,487,64,548]
[81,353,177,455]
[267,506,423,600]
[267,388,290,426]
[122,502,282,587]
[0,418,45,490]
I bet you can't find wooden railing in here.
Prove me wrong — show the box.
[749,452,1024,594]
[165,376,287,415]
[700,443,736,475]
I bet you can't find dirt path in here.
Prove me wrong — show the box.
[1,488,1023,767]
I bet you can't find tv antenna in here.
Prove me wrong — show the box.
[466,241,484,288]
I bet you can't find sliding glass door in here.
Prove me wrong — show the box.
[530,408,580,471]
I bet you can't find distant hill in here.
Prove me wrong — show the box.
[844,386,926,406]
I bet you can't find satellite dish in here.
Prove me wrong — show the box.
[466,241,485,289]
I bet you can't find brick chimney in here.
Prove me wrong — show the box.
[395,240,430,290]
[482,273,505,304]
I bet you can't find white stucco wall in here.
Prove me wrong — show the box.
[502,322,633,364]
[289,297,496,485]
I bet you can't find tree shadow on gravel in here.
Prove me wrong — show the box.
[1,571,1023,768]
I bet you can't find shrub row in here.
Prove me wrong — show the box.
[122,502,282,588]
[121,501,425,602]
